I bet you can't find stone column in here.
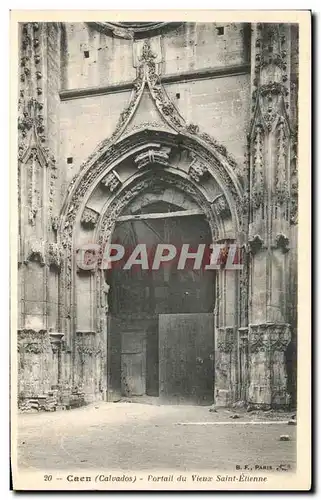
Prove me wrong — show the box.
[246,23,296,407]
[248,323,291,407]
[214,238,239,407]
[18,22,63,398]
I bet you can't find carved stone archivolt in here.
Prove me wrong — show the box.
[249,323,291,353]
[58,37,243,335]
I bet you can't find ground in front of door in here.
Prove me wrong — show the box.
[17,402,296,472]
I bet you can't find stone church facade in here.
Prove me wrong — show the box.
[17,21,298,409]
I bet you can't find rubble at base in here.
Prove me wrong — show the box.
[18,386,86,413]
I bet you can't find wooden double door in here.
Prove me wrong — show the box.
[107,313,214,405]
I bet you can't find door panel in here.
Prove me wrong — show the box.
[121,330,146,396]
[159,313,214,405]
[107,315,122,402]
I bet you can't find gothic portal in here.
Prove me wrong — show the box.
[17,21,298,409]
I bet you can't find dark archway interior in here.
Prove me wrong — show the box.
[106,198,215,403]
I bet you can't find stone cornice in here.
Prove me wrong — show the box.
[59,63,251,102]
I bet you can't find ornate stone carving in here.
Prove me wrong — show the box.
[275,117,290,207]
[213,195,230,219]
[51,216,59,232]
[47,242,62,270]
[75,332,102,365]
[80,207,99,229]
[249,323,291,353]
[24,238,46,266]
[26,148,41,225]
[251,125,264,210]
[275,233,290,253]
[134,147,171,169]
[216,327,234,353]
[251,23,290,133]
[49,332,64,353]
[188,157,208,183]
[248,234,264,255]
[59,130,242,328]
[19,24,57,233]
[17,329,49,354]
[101,171,121,192]
[290,125,298,224]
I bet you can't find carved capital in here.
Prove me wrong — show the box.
[81,207,99,229]
[17,328,48,354]
[49,332,64,352]
[275,233,290,253]
[248,234,264,255]
[249,323,291,353]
